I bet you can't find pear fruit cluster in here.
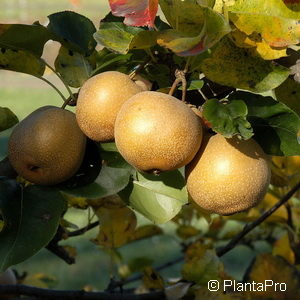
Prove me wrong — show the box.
[7,70,270,216]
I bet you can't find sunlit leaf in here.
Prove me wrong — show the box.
[109,0,159,27]
[0,23,51,56]
[54,46,94,88]
[203,98,253,139]
[93,205,137,248]
[230,28,288,60]
[94,21,157,54]
[0,48,45,76]
[157,3,230,56]
[119,170,188,224]
[200,37,289,92]
[228,0,300,48]
[0,107,18,132]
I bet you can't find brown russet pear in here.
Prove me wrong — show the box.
[186,134,271,215]
[76,71,143,142]
[8,106,86,186]
[114,91,203,172]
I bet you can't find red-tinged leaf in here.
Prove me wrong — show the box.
[157,6,230,56]
[108,0,158,27]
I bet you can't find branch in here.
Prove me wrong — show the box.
[45,226,75,264]
[109,256,184,290]
[67,221,99,237]
[217,181,300,257]
[0,285,165,300]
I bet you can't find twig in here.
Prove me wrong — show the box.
[43,60,75,102]
[67,221,99,237]
[168,70,187,102]
[216,181,300,257]
[46,243,75,265]
[109,256,184,290]
[37,76,67,103]
[0,285,165,300]
[129,58,152,80]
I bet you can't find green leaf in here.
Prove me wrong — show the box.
[0,23,51,57]
[119,169,188,224]
[54,46,93,88]
[275,77,300,117]
[0,48,45,76]
[0,179,66,271]
[128,257,154,273]
[228,91,300,156]
[178,80,204,91]
[203,98,253,139]
[94,22,158,54]
[62,165,132,199]
[47,11,97,55]
[0,107,18,132]
[158,2,230,56]
[200,37,289,92]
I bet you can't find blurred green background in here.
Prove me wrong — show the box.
[0,0,258,291]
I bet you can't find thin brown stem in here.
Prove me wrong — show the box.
[168,77,181,97]
[43,60,75,102]
[0,285,165,299]
[216,181,300,257]
[37,76,67,103]
[129,58,152,80]
[67,221,99,237]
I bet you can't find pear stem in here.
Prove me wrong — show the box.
[42,59,76,104]
[37,76,67,102]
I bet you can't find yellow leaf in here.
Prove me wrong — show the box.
[272,155,300,176]
[63,193,88,209]
[273,233,295,264]
[93,206,137,248]
[246,253,300,299]
[229,0,300,48]
[176,225,199,240]
[22,273,57,289]
[142,266,164,290]
[228,192,288,223]
[131,225,163,242]
[231,28,287,60]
